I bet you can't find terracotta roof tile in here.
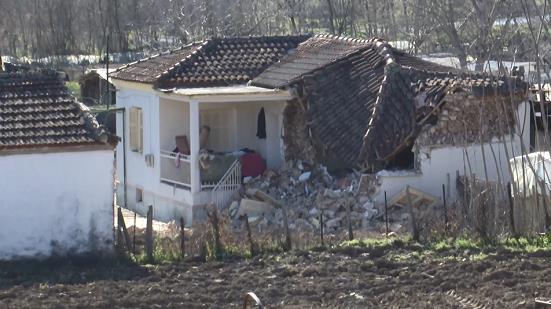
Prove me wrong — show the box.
[111,36,310,88]
[0,71,111,151]
[251,35,526,167]
[110,43,204,83]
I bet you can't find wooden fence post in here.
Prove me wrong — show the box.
[282,204,292,251]
[384,191,389,236]
[207,205,223,258]
[346,200,354,241]
[242,214,256,256]
[117,207,132,254]
[133,212,137,253]
[320,210,324,247]
[180,217,186,259]
[442,184,448,234]
[507,182,517,237]
[406,186,420,242]
[145,205,153,262]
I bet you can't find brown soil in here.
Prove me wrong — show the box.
[1,246,550,308]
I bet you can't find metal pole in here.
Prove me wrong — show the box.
[105,33,110,110]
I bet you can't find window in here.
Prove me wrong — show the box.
[129,107,143,152]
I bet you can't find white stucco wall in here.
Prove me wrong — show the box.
[199,101,285,168]
[371,138,521,206]
[116,88,194,225]
[115,84,287,224]
[370,102,531,206]
[0,149,114,260]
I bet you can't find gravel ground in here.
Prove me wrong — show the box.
[1,244,550,308]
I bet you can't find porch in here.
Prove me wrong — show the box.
[157,86,291,207]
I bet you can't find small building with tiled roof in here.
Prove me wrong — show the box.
[110,34,530,224]
[0,70,116,260]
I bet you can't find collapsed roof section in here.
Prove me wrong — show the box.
[252,35,527,168]
[111,35,310,88]
[0,71,114,152]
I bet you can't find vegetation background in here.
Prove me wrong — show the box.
[1,0,551,72]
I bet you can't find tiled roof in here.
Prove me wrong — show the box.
[249,35,370,88]
[0,71,112,151]
[251,35,526,168]
[300,45,386,165]
[252,35,466,88]
[110,43,203,84]
[111,35,310,88]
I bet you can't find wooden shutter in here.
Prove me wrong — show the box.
[129,107,143,152]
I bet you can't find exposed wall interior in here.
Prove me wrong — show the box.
[366,101,530,206]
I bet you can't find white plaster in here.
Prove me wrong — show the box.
[116,86,287,225]
[0,150,114,260]
[172,85,285,96]
[116,88,194,226]
[189,100,201,193]
[371,138,520,206]
[370,102,531,206]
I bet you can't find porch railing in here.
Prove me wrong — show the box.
[211,159,242,209]
[160,150,191,189]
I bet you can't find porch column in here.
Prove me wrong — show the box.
[189,100,201,193]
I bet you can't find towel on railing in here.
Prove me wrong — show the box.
[175,152,181,168]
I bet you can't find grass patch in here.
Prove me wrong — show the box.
[340,236,409,250]
[501,234,551,253]
[66,81,81,100]
[454,237,483,250]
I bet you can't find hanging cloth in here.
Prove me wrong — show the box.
[256,107,266,139]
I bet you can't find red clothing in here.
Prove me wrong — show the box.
[240,153,266,177]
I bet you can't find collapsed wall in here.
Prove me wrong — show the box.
[365,93,528,211]
[416,91,518,147]
[281,98,318,165]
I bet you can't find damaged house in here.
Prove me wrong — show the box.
[111,34,529,224]
[0,70,116,260]
[252,35,529,206]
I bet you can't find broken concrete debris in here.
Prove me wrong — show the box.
[224,160,442,235]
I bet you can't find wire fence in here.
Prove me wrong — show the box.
[115,174,551,262]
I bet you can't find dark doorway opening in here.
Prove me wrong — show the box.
[385,142,415,170]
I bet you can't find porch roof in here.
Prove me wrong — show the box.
[161,85,292,102]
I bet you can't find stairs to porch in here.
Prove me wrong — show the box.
[210,159,242,210]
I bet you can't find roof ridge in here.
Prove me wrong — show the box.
[74,101,109,144]
[313,33,373,45]
[210,34,311,42]
[154,40,211,81]
[112,40,207,78]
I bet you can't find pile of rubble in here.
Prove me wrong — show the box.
[227,160,380,234]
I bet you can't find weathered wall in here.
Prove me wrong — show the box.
[416,92,518,147]
[159,98,190,151]
[282,99,318,165]
[116,88,287,224]
[200,101,286,168]
[368,101,530,206]
[371,138,519,205]
[116,89,194,225]
[0,150,114,260]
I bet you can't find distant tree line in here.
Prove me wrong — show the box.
[0,0,550,70]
